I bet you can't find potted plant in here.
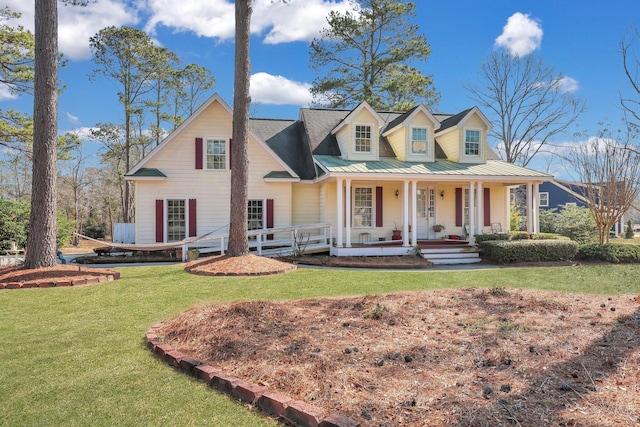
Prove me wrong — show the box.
[432,224,445,233]
[392,222,402,240]
[187,248,200,261]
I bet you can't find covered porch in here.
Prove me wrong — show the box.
[329,176,545,256]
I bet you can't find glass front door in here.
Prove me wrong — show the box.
[416,186,437,239]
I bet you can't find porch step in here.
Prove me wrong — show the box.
[420,245,481,265]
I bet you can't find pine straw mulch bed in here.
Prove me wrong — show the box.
[0,264,120,289]
[158,288,640,426]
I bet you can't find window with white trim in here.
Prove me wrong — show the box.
[167,199,186,242]
[464,129,480,156]
[411,127,428,155]
[416,189,426,218]
[463,189,477,226]
[354,125,372,153]
[248,200,264,231]
[353,187,372,227]
[539,192,549,207]
[206,139,227,170]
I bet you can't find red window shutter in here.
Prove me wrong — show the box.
[455,188,462,227]
[188,199,197,237]
[484,188,491,226]
[375,186,383,227]
[155,199,164,242]
[195,137,203,169]
[228,138,232,170]
[266,198,274,240]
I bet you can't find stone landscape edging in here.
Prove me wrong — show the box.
[0,272,121,290]
[146,322,360,427]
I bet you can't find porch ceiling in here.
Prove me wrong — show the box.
[314,156,552,181]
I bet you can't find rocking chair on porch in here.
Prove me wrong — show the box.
[490,223,506,234]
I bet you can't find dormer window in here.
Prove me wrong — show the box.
[464,129,480,156]
[411,127,428,155]
[355,125,372,152]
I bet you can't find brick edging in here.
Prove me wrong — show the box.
[0,272,121,290]
[146,322,359,427]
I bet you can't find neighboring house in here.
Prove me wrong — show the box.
[126,94,552,256]
[537,179,589,210]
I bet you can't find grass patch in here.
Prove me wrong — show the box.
[0,263,639,425]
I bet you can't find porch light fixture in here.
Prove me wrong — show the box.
[440,190,445,199]
[395,189,399,199]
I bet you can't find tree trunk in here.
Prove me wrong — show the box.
[227,0,252,257]
[25,0,58,268]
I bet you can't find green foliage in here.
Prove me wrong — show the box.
[538,208,557,233]
[556,205,598,242]
[479,239,579,264]
[83,219,107,239]
[56,213,76,247]
[625,219,635,239]
[510,201,525,231]
[309,0,439,110]
[577,243,640,263]
[0,199,76,250]
[0,199,29,250]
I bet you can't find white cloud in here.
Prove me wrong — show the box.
[144,0,353,43]
[0,84,18,101]
[253,0,354,44]
[495,12,543,57]
[65,112,79,124]
[144,0,235,39]
[4,0,139,60]
[250,72,313,105]
[558,76,579,93]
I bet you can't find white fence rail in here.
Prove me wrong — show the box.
[180,223,332,261]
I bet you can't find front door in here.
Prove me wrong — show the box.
[416,186,437,239]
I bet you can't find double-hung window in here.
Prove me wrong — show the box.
[539,192,549,207]
[206,139,227,170]
[167,199,186,242]
[411,127,428,155]
[248,200,264,231]
[353,187,372,227]
[464,130,480,156]
[354,125,372,153]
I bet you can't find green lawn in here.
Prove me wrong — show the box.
[1,263,639,426]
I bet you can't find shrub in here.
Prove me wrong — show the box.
[479,240,579,264]
[577,243,640,263]
[0,199,29,251]
[83,220,107,239]
[56,214,76,248]
[530,233,564,240]
[625,220,635,239]
[554,205,598,242]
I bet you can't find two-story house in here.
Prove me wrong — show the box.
[126,94,551,256]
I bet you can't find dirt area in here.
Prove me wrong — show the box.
[159,288,640,426]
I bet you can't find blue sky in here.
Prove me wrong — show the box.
[2,0,640,176]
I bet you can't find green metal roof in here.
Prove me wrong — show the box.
[127,168,166,178]
[263,171,296,179]
[314,156,552,179]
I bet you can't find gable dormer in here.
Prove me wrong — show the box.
[331,101,384,161]
[381,104,440,162]
[435,107,492,164]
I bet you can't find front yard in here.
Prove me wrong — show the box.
[1,264,638,425]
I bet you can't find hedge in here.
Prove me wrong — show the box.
[478,239,579,264]
[577,243,640,263]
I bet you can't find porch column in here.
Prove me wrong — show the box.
[526,183,533,233]
[336,178,343,247]
[468,182,476,245]
[476,181,484,235]
[403,180,410,247]
[411,180,418,247]
[345,179,352,248]
[533,182,540,234]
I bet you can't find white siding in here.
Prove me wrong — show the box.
[134,100,293,243]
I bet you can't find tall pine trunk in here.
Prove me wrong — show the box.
[227,0,252,257]
[25,0,58,269]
